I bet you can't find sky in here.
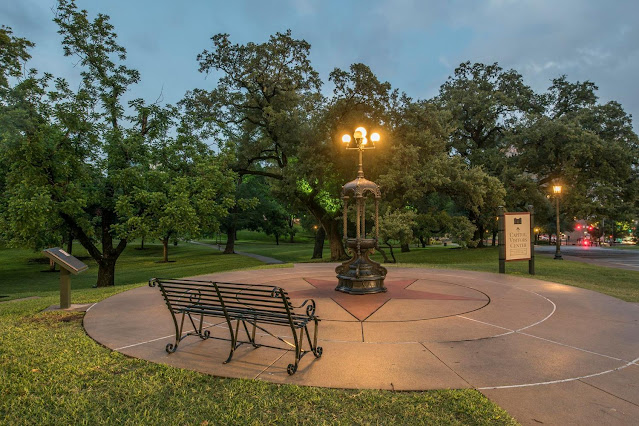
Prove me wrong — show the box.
[3,0,638,130]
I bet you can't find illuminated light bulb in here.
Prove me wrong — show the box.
[342,134,351,143]
[553,185,562,194]
[370,132,380,142]
[361,137,368,145]
[355,127,367,138]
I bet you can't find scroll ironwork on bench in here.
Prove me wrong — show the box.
[149,278,322,375]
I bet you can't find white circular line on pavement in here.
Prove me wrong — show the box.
[478,357,639,390]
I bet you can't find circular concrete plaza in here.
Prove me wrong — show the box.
[85,264,639,424]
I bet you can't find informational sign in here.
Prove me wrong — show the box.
[498,206,535,276]
[42,247,88,275]
[504,212,532,261]
[42,247,89,309]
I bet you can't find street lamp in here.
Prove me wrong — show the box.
[553,184,563,260]
[342,127,380,178]
[336,127,387,294]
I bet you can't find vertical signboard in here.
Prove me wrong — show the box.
[505,213,531,261]
[498,206,535,275]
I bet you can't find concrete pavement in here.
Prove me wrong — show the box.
[84,264,639,425]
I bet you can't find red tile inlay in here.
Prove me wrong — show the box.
[287,278,486,321]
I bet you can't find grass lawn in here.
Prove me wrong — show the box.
[199,230,329,263]
[0,241,263,301]
[0,241,515,425]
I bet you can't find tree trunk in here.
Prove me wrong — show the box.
[49,259,57,272]
[289,233,294,243]
[303,194,347,261]
[312,226,325,259]
[60,209,126,288]
[401,243,410,253]
[386,243,397,263]
[418,236,426,248]
[224,225,236,254]
[377,245,390,263]
[140,236,145,250]
[326,220,347,260]
[162,238,169,262]
[96,258,116,287]
[66,230,73,254]
[474,226,485,248]
[275,233,280,245]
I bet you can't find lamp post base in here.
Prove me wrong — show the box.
[554,254,563,260]
[335,239,387,294]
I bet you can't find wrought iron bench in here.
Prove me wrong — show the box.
[149,278,322,375]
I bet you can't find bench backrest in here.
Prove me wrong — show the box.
[151,278,299,326]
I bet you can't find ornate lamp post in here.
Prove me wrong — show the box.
[553,184,563,260]
[335,127,388,294]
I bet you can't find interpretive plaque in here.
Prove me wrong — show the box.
[42,247,89,309]
[42,247,88,274]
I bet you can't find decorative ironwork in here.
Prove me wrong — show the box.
[151,278,322,375]
[336,127,388,294]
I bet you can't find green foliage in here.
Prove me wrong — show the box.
[379,208,418,258]
[0,26,34,89]
[449,216,477,248]
[0,1,238,284]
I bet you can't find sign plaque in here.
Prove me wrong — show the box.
[504,212,531,261]
[42,247,89,309]
[498,206,535,275]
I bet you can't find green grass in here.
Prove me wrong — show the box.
[0,242,515,425]
[199,230,329,263]
[0,241,264,301]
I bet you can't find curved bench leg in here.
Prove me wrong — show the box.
[287,327,304,375]
[305,320,322,358]
[166,311,187,353]
[223,319,241,364]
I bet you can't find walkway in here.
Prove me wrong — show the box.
[84,264,639,425]
[189,240,284,264]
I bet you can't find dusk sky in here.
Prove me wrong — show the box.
[3,0,638,129]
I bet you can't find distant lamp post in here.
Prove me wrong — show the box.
[552,184,563,260]
[335,127,387,294]
[534,227,540,244]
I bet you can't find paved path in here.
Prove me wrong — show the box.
[189,240,284,264]
[536,245,639,272]
[84,264,639,425]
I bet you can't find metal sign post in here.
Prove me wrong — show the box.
[498,205,535,275]
[42,247,88,309]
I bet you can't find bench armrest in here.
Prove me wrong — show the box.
[292,298,317,319]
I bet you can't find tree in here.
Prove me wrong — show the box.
[437,62,540,244]
[183,30,322,254]
[438,62,542,169]
[115,137,236,262]
[513,76,639,229]
[378,208,417,263]
[0,2,199,286]
[448,216,476,248]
